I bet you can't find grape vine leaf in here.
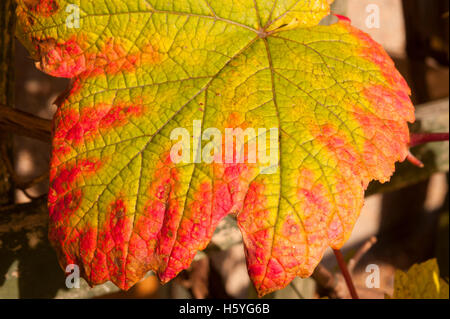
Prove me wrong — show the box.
[15,0,415,296]
[387,259,449,299]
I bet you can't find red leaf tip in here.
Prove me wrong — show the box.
[334,14,352,23]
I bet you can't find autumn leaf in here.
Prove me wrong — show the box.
[387,259,449,299]
[15,0,414,296]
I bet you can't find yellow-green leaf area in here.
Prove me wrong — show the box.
[15,0,415,296]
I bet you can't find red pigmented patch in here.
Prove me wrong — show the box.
[33,37,85,78]
[79,227,97,257]
[316,124,363,178]
[155,118,262,281]
[92,197,134,286]
[88,40,161,76]
[99,103,144,128]
[350,84,413,186]
[49,159,102,224]
[238,181,304,294]
[121,154,183,285]
[297,169,332,221]
[52,102,144,157]
[340,21,415,108]
[107,199,131,245]
[24,0,59,17]
[48,189,83,226]
[334,21,415,184]
[238,182,270,260]
[32,36,160,79]
[352,104,407,183]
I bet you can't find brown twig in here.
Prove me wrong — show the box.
[348,236,377,273]
[312,264,339,298]
[0,196,48,234]
[15,171,50,190]
[20,188,48,201]
[0,195,47,214]
[0,104,52,142]
[333,249,359,299]
[289,282,305,299]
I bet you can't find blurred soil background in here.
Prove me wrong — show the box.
[0,0,448,299]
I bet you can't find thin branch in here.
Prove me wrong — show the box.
[0,195,47,214]
[410,132,449,148]
[312,264,339,298]
[289,282,305,299]
[19,188,48,201]
[15,171,50,190]
[0,196,48,234]
[348,236,377,273]
[333,249,359,299]
[0,104,52,142]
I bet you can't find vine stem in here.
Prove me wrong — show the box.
[0,104,52,142]
[410,132,449,148]
[333,249,359,299]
